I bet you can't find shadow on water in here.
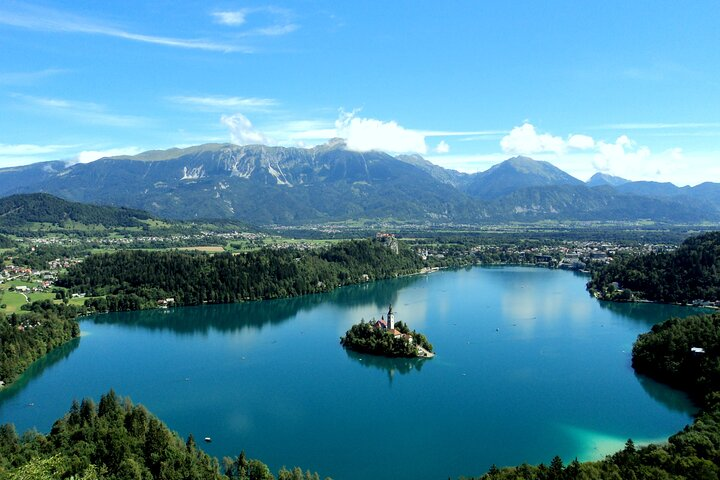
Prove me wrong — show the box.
[635,373,698,416]
[344,348,428,385]
[595,300,711,327]
[88,274,424,335]
[0,336,81,405]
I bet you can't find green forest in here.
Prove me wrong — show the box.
[633,312,720,401]
[467,311,720,480]
[57,238,424,312]
[587,231,720,303]
[0,390,328,480]
[340,320,433,357]
[0,300,80,387]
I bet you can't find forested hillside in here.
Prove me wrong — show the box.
[0,390,328,480]
[57,238,423,311]
[0,193,153,229]
[587,231,720,303]
[633,312,720,399]
[0,301,80,387]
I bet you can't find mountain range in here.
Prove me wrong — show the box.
[0,140,718,224]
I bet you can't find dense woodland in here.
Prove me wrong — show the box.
[633,312,720,401]
[57,238,424,312]
[340,320,433,357]
[588,231,720,303]
[0,300,80,386]
[0,390,328,480]
[468,311,720,480]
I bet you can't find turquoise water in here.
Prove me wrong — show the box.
[0,267,706,479]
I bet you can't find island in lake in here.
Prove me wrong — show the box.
[340,305,434,358]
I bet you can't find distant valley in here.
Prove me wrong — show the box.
[1,140,718,225]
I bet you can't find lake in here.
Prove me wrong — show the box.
[0,267,707,479]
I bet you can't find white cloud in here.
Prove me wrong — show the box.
[221,113,271,146]
[435,140,450,154]
[437,121,710,185]
[69,147,143,164]
[335,111,427,154]
[169,95,277,110]
[212,7,297,37]
[593,136,651,174]
[0,3,247,52]
[567,134,595,150]
[500,123,565,155]
[212,11,248,26]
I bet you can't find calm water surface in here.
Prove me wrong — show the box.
[0,267,707,479]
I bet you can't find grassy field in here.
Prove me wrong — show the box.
[0,290,28,313]
[28,291,56,303]
[0,279,52,314]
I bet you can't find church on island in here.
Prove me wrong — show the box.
[373,305,414,344]
[340,305,434,358]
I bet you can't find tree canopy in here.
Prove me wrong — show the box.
[0,391,329,480]
[58,238,424,312]
[588,231,720,303]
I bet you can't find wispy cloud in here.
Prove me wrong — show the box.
[212,7,298,37]
[0,143,74,156]
[251,24,299,36]
[0,142,76,169]
[603,122,720,130]
[0,3,248,52]
[422,129,506,137]
[12,94,149,127]
[168,95,278,110]
[0,68,67,85]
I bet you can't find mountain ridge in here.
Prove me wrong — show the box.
[0,142,718,224]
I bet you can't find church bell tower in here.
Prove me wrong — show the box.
[387,305,395,330]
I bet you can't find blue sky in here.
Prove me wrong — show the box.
[1,1,719,185]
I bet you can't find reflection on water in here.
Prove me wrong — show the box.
[635,373,697,416]
[90,275,424,335]
[344,348,428,384]
[596,300,711,327]
[0,336,81,406]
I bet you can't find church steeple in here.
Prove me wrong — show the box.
[387,305,395,330]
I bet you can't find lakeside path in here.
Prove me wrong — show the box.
[416,345,434,358]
